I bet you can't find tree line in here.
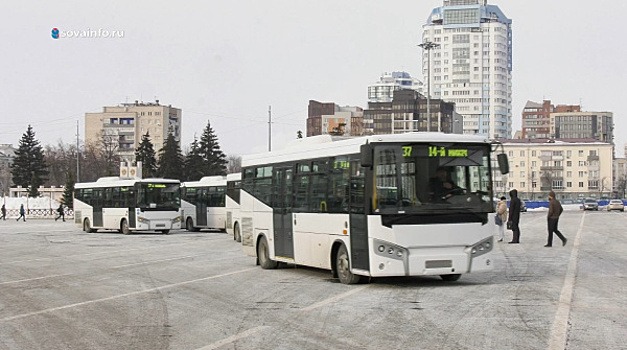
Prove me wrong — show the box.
[6,121,242,207]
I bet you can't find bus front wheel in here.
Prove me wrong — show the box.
[336,244,362,284]
[186,218,199,232]
[440,274,461,282]
[234,223,241,242]
[257,236,277,269]
[120,219,131,235]
[160,230,170,235]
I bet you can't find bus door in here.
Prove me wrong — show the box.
[273,167,294,259]
[92,188,103,227]
[349,161,369,271]
[196,187,208,227]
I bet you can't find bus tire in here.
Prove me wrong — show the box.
[83,218,95,233]
[120,219,131,235]
[161,230,170,235]
[440,274,461,282]
[257,236,277,269]
[336,244,362,284]
[234,223,241,242]
[186,217,199,232]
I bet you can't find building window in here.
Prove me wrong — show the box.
[579,182,584,188]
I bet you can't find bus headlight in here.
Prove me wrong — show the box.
[469,237,493,258]
[137,216,148,223]
[172,216,182,223]
[374,239,407,261]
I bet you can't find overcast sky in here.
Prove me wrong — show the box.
[1,0,626,157]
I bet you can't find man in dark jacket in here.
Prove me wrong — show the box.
[507,189,521,243]
[545,190,567,247]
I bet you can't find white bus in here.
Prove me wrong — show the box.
[181,175,227,232]
[74,177,182,234]
[240,133,509,284]
[225,173,242,241]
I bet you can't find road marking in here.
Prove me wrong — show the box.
[0,267,256,322]
[0,254,205,285]
[548,212,585,350]
[300,285,369,312]
[195,326,269,350]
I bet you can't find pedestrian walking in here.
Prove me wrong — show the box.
[495,196,508,242]
[55,204,65,222]
[507,189,521,243]
[545,190,567,247]
[16,204,26,222]
[1,204,6,220]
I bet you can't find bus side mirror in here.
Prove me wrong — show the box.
[360,144,372,167]
[497,153,509,174]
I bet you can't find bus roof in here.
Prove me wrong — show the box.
[226,173,241,181]
[242,132,491,167]
[75,177,180,189]
[181,175,226,188]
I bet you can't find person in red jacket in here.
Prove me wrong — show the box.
[545,190,567,247]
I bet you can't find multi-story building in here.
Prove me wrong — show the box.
[0,144,16,195]
[496,139,613,200]
[521,100,580,139]
[552,111,613,143]
[364,89,458,135]
[423,0,512,138]
[367,71,424,103]
[306,100,364,137]
[84,100,182,162]
[613,157,627,198]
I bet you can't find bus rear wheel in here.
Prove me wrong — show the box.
[120,219,131,235]
[234,223,241,242]
[186,217,199,232]
[257,236,277,269]
[336,244,362,284]
[440,274,461,282]
[84,218,95,233]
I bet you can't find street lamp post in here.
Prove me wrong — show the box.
[418,41,440,132]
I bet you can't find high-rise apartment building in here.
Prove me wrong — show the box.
[521,100,580,139]
[367,72,424,103]
[552,111,613,143]
[306,100,364,137]
[364,89,458,135]
[85,100,182,162]
[423,0,512,138]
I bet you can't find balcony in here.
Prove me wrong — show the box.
[540,166,563,171]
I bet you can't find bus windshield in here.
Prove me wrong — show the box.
[136,183,180,211]
[372,142,493,214]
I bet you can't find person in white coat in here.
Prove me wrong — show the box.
[496,196,508,242]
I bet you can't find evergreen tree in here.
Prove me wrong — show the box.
[11,125,48,197]
[184,137,205,181]
[135,132,157,178]
[62,172,75,209]
[156,133,184,179]
[198,120,227,176]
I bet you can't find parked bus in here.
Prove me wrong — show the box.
[74,177,182,234]
[240,133,509,284]
[225,173,242,241]
[181,175,227,232]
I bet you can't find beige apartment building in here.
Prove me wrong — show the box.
[495,139,613,201]
[85,100,182,162]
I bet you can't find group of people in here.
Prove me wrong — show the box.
[495,189,567,247]
[0,204,66,222]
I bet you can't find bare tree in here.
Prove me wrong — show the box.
[44,141,79,187]
[227,154,242,174]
